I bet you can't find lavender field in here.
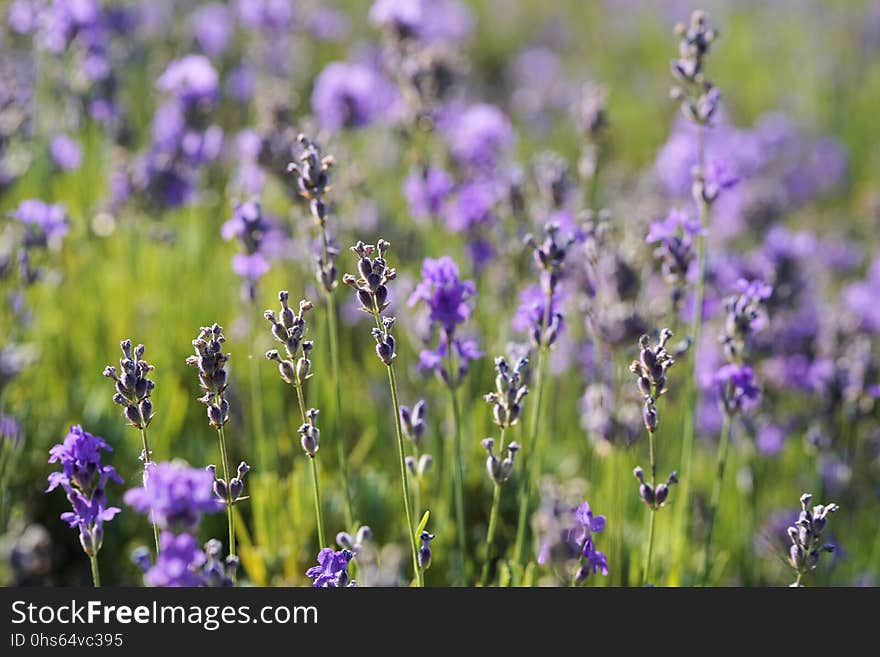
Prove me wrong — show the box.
[1,0,878,588]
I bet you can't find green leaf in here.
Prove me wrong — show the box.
[415,510,430,537]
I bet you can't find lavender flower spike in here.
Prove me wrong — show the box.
[47,426,122,584]
[787,493,839,587]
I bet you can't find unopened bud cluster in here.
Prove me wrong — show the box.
[787,493,839,586]
[482,438,521,486]
[287,134,338,293]
[634,467,678,510]
[523,223,573,349]
[297,408,321,457]
[629,329,676,434]
[185,324,231,429]
[670,10,719,126]
[265,291,314,389]
[484,356,529,429]
[207,461,250,506]
[103,340,155,437]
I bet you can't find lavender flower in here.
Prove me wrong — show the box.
[103,340,155,435]
[404,167,454,221]
[306,548,355,587]
[521,223,575,348]
[481,438,521,485]
[484,356,529,429]
[369,0,473,44]
[535,490,609,583]
[185,324,231,429]
[787,493,839,587]
[400,400,427,447]
[124,461,223,532]
[47,426,122,558]
[670,11,719,126]
[409,256,481,386]
[287,135,338,293]
[134,533,238,587]
[629,329,676,434]
[10,199,69,246]
[222,200,273,301]
[50,134,82,171]
[207,461,250,505]
[440,103,514,171]
[156,55,219,107]
[265,292,314,389]
[417,530,435,571]
[714,363,761,415]
[298,408,321,457]
[721,278,772,362]
[337,526,372,555]
[311,61,396,132]
[647,208,703,308]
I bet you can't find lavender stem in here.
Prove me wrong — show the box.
[513,289,553,571]
[700,411,731,585]
[481,427,506,587]
[643,428,657,586]
[445,348,467,585]
[293,371,326,549]
[138,426,160,554]
[89,554,100,588]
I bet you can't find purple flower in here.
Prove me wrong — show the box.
[46,425,122,557]
[0,415,23,448]
[409,256,481,385]
[404,167,454,221]
[646,208,702,244]
[232,253,270,281]
[513,284,565,336]
[536,493,609,581]
[227,63,256,104]
[408,257,475,333]
[844,258,880,333]
[50,134,82,171]
[10,199,69,244]
[124,461,223,532]
[311,61,396,131]
[156,55,219,107]
[441,181,496,233]
[715,363,761,414]
[418,333,482,385]
[191,3,233,57]
[47,425,122,496]
[369,0,473,43]
[440,103,514,170]
[756,423,786,456]
[236,0,294,32]
[306,548,354,587]
[142,531,207,587]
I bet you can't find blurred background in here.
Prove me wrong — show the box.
[1,0,879,586]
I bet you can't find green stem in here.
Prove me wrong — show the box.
[138,427,160,554]
[248,302,270,471]
[293,374,326,550]
[481,428,507,587]
[513,344,548,569]
[445,353,467,585]
[89,554,100,588]
[701,412,732,585]
[370,299,420,586]
[215,422,236,558]
[388,364,423,587]
[309,455,326,548]
[643,428,657,586]
[325,292,355,531]
[673,123,710,580]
